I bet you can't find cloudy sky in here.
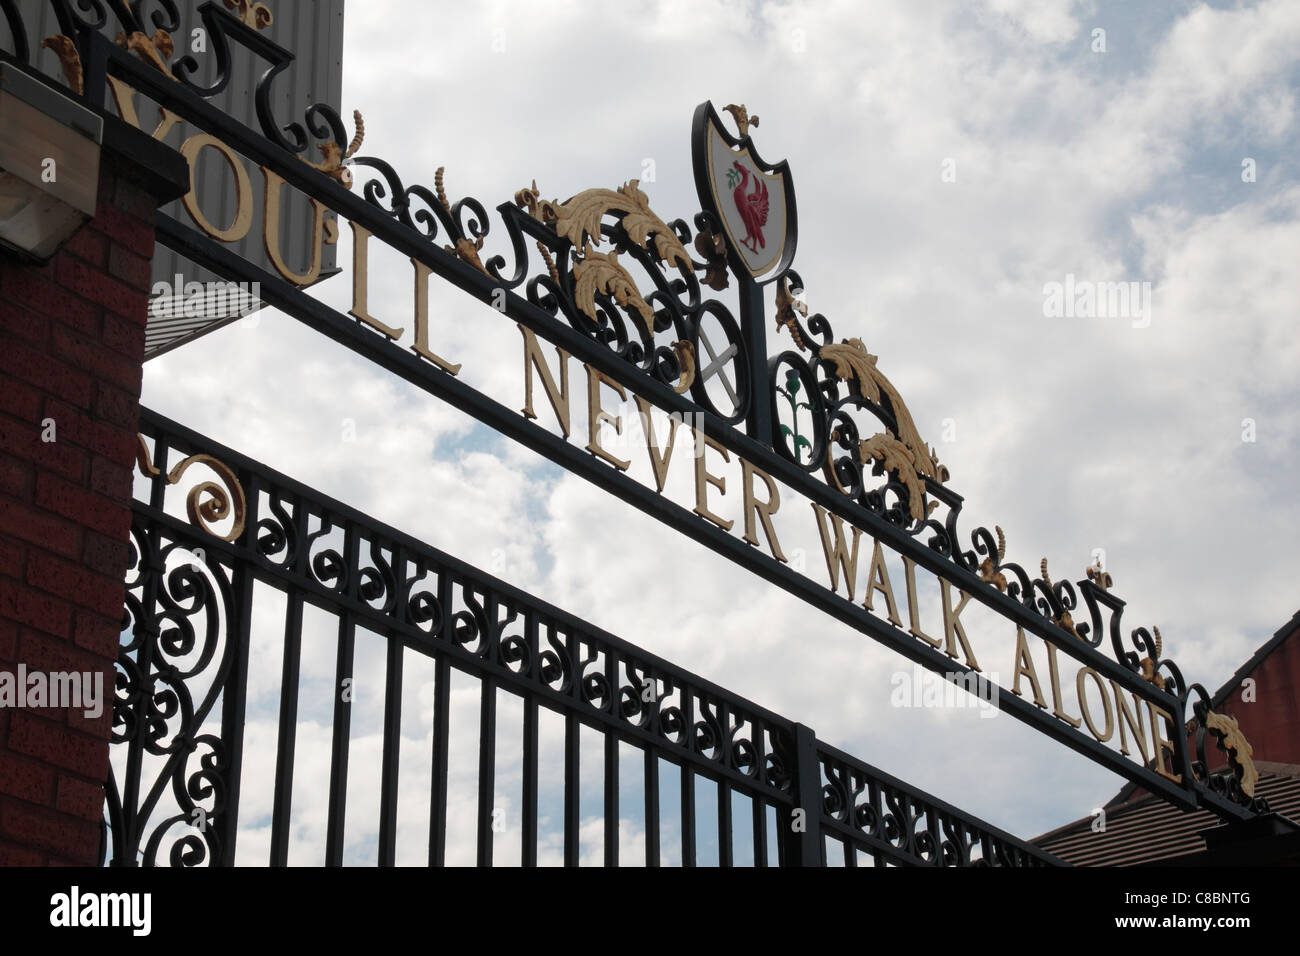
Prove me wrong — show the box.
[120,0,1300,864]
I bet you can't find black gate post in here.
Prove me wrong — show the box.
[778,723,823,867]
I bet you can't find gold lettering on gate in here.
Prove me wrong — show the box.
[518,324,571,438]
[348,222,403,340]
[633,395,678,493]
[586,365,630,471]
[410,260,461,374]
[178,134,253,243]
[693,433,733,531]
[262,167,338,285]
[739,459,786,562]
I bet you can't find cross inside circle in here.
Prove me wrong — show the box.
[696,323,740,409]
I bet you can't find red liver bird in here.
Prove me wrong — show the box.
[730,161,769,253]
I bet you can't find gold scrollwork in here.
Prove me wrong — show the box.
[135,437,247,543]
[1204,711,1259,798]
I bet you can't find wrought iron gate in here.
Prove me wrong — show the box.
[109,408,1058,867]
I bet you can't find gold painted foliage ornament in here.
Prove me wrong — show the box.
[41,36,83,95]
[572,243,655,334]
[116,28,175,79]
[1204,711,1259,799]
[515,179,693,335]
[816,337,948,522]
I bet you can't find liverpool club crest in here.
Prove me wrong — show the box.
[692,101,797,283]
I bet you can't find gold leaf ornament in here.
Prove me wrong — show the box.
[819,337,948,521]
[41,35,83,95]
[572,244,656,334]
[672,340,696,394]
[522,180,693,277]
[857,433,928,523]
[1204,711,1259,798]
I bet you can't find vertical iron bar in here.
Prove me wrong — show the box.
[216,473,258,867]
[427,568,453,866]
[477,672,497,867]
[752,796,768,868]
[521,612,539,867]
[644,748,660,867]
[564,708,580,866]
[603,653,618,867]
[216,559,255,865]
[268,591,304,866]
[680,691,696,867]
[752,718,769,868]
[324,611,355,865]
[522,696,538,867]
[325,520,360,866]
[119,438,171,864]
[718,778,733,867]
[739,276,773,446]
[778,723,823,867]
[377,614,404,865]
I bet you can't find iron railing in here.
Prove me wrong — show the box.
[107,408,1060,867]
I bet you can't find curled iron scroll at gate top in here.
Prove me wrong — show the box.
[108,410,1061,866]
[2,0,1262,820]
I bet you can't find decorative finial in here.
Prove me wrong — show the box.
[1086,557,1113,591]
[978,527,1007,592]
[223,0,274,30]
[723,103,759,138]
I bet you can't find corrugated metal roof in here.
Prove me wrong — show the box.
[10,0,345,357]
[1035,764,1300,866]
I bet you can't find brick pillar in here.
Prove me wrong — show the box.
[0,101,187,865]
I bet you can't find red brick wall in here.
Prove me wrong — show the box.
[0,153,159,865]
[1202,618,1300,770]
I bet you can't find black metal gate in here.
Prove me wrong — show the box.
[109,408,1057,866]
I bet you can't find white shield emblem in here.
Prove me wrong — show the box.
[692,102,797,283]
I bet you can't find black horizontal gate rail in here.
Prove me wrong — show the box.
[107,407,1060,867]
